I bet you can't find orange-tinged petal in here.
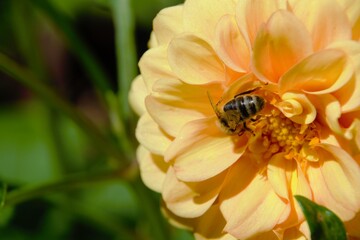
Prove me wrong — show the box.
[139,46,176,91]
[236,0,287,47]
[279,49,352,94]
[283,227,307,240]
[214,14,250,73]
[129,75,147,116]
[153,5,184,46]
[252,10,313,83]
[162,167,226,218]
[135,113,172,155]
[345,211,360,237]
[277,92,316,124]
[330,41,360,112]
[165,117,246,182]
[307,144,360,220]
[136,146,168,192]
[194,204,237,240]
[220,160,288,239]
[168,34,225,85]
[290,0,351,50]
[247,231,280,240]
[183,0,237,42]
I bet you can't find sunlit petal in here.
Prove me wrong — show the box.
[165,117,246,182]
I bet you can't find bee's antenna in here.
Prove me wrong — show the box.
[207,91,221,118]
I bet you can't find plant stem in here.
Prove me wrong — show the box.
[4,164,136,207]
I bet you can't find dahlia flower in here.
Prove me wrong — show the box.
[129,0,360,239]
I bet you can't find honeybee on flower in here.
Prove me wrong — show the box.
[130,0,360,239]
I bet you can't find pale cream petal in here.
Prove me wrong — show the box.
[136,146,168,192]
[145,79,222,137]
[307,144,360,220]
[214,14,250,73]
[279,49,352,95]
[283,224,308,240]
[338,0,360,40]
[290,0,351,50]
[220,159,289,239]
[162,167,226,218]
[267,153,291,201]
[276,92,316,124]
[236,0,287,47]
[161,202,196,231]
[153,5,184,46]
[128,75,148,116]
[165,117,246,182]
[183,0,237,42]
[135,113,172,155]
[145,95,205,137]
[148,31,158,48]
[138,46,176,91]
[330,41,360,112]
[252,10,313,83]
[168,34,226,85]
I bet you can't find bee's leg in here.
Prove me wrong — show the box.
[243,122,255,136]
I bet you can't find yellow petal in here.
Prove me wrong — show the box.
[307,144,360,220]
[338,0,360,40]
[214,14,250,73]
[162,167,226,218]
[183,0,237,42]
[290,0,351,50]
[135,113,172,155]
[153,5,184,46]
[219,160,289,239]
[252,10,313,83]
[279,49,352,95]
[136,146,169,192]
[330,41,360,112]
[128,75,148,116]
[236,0,287,47]
[308,94,343,135]
[165,117,246,182]
[168,34,225,85]
[139,46,176,91]
[277,92,316,124]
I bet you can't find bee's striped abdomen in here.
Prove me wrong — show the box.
[223,95,265,121]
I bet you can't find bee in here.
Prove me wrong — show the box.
[208,87,265,135]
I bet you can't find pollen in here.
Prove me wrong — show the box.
[251,108,319,162]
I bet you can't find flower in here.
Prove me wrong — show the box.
[129,0,360,239]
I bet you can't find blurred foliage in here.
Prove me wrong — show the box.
[0,0,193,239]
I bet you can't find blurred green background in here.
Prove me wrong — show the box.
[0,0,192,239]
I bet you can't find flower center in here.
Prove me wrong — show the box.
[248,108,320,162]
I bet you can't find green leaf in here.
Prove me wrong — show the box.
[295,195,347,240]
